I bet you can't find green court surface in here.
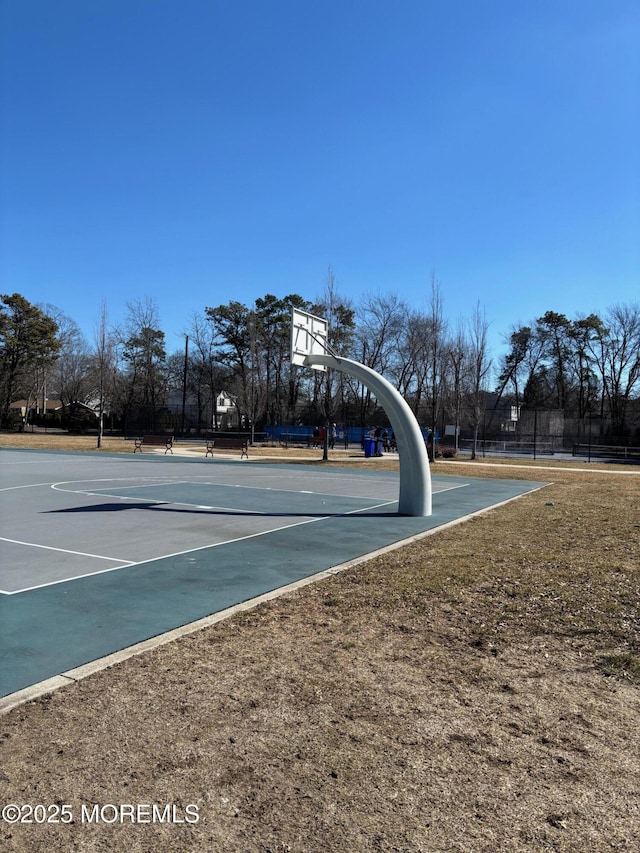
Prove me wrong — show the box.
[0,448,547,700]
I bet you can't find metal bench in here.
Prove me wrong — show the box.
[205,437,249,459]
[279,434,315,449]
[133,435,174,454]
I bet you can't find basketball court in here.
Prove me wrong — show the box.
[0,447,547,703]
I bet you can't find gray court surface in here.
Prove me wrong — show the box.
[0,448,546,698]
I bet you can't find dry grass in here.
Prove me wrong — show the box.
[1,434,639,852]
[0,431,128,453]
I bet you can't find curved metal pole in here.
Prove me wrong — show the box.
[304,353,432,516]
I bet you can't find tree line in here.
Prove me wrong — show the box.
[1,282,639,445]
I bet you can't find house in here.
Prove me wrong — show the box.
[164,389,239,431]
[213,391,238,430]
[9,398,99,426]
[9,398,64,422]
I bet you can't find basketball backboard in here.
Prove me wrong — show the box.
[290,307,329,371]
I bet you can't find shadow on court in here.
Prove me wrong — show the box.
[47,502,401,518]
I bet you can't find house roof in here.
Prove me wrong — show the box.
[9,399,63,411]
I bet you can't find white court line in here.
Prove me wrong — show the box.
[208,478,469,501]
[50,477,183,493]
[433,482,470,493]
[346,500,397,514]
[0,537,135,564]
[2,469,405,594]
[1,496,399,595]
[1,513,331,595]
[98,480,187,491]
[52,474,399,517]
[0,481,62,492]
[0,477,181,494]
[189,480,400,503]
[51,477,394,506]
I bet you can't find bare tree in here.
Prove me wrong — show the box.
[43,306,92,407]
[93,301,117,447]
[117,296,168,431]
[427,274,447,452]
[184,312,228,432]
[602,302,640,436]
[444,321,467,451]
[356,292,407,373]
[312,267,355,425]
[467,303,492,459]
[395,308,430,417]
[353,291,407,428]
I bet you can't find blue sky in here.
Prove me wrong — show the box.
[1,0,638,365]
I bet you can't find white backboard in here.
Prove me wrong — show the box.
[290,307,329,371]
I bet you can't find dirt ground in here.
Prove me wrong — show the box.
[1,433,639,852]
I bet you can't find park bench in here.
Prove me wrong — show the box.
[205,437,249,459]
[279,434,316,449]
[133,435,174,454]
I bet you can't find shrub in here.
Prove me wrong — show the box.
[436,445,458,459]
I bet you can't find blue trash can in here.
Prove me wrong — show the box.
[364,438,375,458]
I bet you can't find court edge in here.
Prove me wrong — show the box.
[0,484,550,715]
